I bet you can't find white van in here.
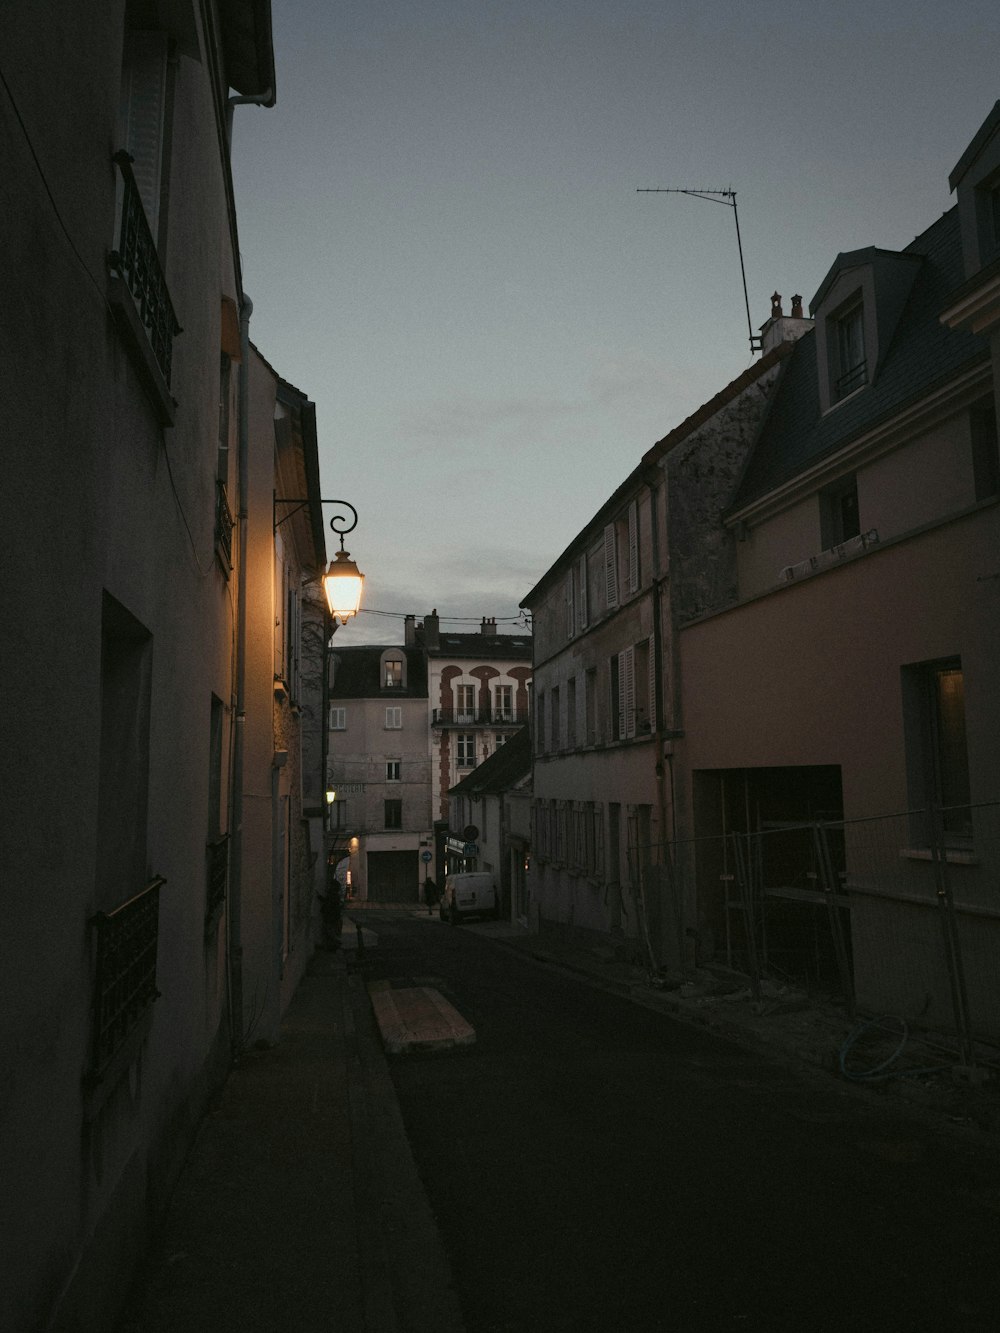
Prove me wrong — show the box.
[441,871,499,924]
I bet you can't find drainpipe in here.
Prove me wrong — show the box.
[228,293,253,1060]
[226,91,275,148]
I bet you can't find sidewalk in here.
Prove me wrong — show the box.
[116,937,463,1333]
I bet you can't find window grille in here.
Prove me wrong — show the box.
[90,877,164,1077]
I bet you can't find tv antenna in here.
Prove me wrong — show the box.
[637,187,759,354]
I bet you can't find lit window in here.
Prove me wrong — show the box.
[384,658,403,688]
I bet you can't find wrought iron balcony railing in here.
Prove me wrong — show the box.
[432,707,529,727]
[109,150,180,390]
[206,834,229,932]
[215,480,235,572]
[90,877,164,1078]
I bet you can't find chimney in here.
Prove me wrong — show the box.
[424,608,440,650]
[759,287,813,355]
[480,616,496,637]
[404,614,416,646]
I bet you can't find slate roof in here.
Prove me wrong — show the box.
[730,207,990,511]
[429,633,532,661]
[328,646,428,699]
[448,726,531,797]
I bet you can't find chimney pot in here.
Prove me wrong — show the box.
[791,293,803,319]
[771,291,783,319]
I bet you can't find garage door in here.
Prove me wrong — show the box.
[366,850,420,903]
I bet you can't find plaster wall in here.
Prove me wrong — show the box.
[0,5,245,1325]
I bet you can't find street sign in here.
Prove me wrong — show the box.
[421,850,432,863]
[463,843,478,857]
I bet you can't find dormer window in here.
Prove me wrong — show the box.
[381,651,406,690]
[835,302,867,398]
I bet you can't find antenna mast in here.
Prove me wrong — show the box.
[637,187,759,354]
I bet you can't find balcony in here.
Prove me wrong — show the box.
[432,707,529,727]
[107,151,181,425]
[89,877,164,1081]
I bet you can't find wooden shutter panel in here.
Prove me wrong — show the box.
[120,31,168,236]
[647,636,656,732]
[566,568,575,638]
[604,525,619,609]
[623,646,636,738]
[578,554,588,628]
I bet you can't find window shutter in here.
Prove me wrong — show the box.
[622,646,636,738]
[628,500,639,594]
[120,31,168,236]
[617,650,628,740]
[578,554,588,629]
[604,525,619,609]
[565,568,575,638]
[647,636,656,733]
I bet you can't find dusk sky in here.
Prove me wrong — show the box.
[231,0,998,645]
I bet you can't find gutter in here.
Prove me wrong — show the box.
[227,293,253,1060]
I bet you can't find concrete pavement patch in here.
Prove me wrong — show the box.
[369,983,476,1054]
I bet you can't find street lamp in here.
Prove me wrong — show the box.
[323,506,364,624]
[273,496,365,626]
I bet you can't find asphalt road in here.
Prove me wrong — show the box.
[359,910,1000,1333]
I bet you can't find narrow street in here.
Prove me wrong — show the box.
[359,909,1000,1332]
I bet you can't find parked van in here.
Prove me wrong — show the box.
[441,871,499,924]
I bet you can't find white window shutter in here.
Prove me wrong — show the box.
[617,650,628,740]
[623,646,636,738]
[604,525,619,609]
[647,636,656,733]
[628,500,639,594]
[120,31,168,235]
[578,554,588,628]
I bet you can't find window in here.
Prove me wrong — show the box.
[330,706,346,730]
[384,657,403,689]
[550,685,560,751]
[820,475,861,548]
[971,397,999,501]
[566,677,577,749]
[536,692,545,754]
[577,553,589,630]
[384,799,402,830]
[565,567,575,638]
[495,733,508,750]
[456,684,475,722]
[494,684,513,722]
[457,733,477,768]
[625,499,640,595]
[330,798,349,830]
[903,658,973,845]
[386,759,401,782]
[835,303,866,398]
[385,707,402,729]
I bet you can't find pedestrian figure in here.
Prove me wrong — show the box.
[423,876,440,915]
[318,855,345,949]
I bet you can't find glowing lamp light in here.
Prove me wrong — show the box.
[323,548,364,625]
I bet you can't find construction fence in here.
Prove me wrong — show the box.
[645,802,1000,1072]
